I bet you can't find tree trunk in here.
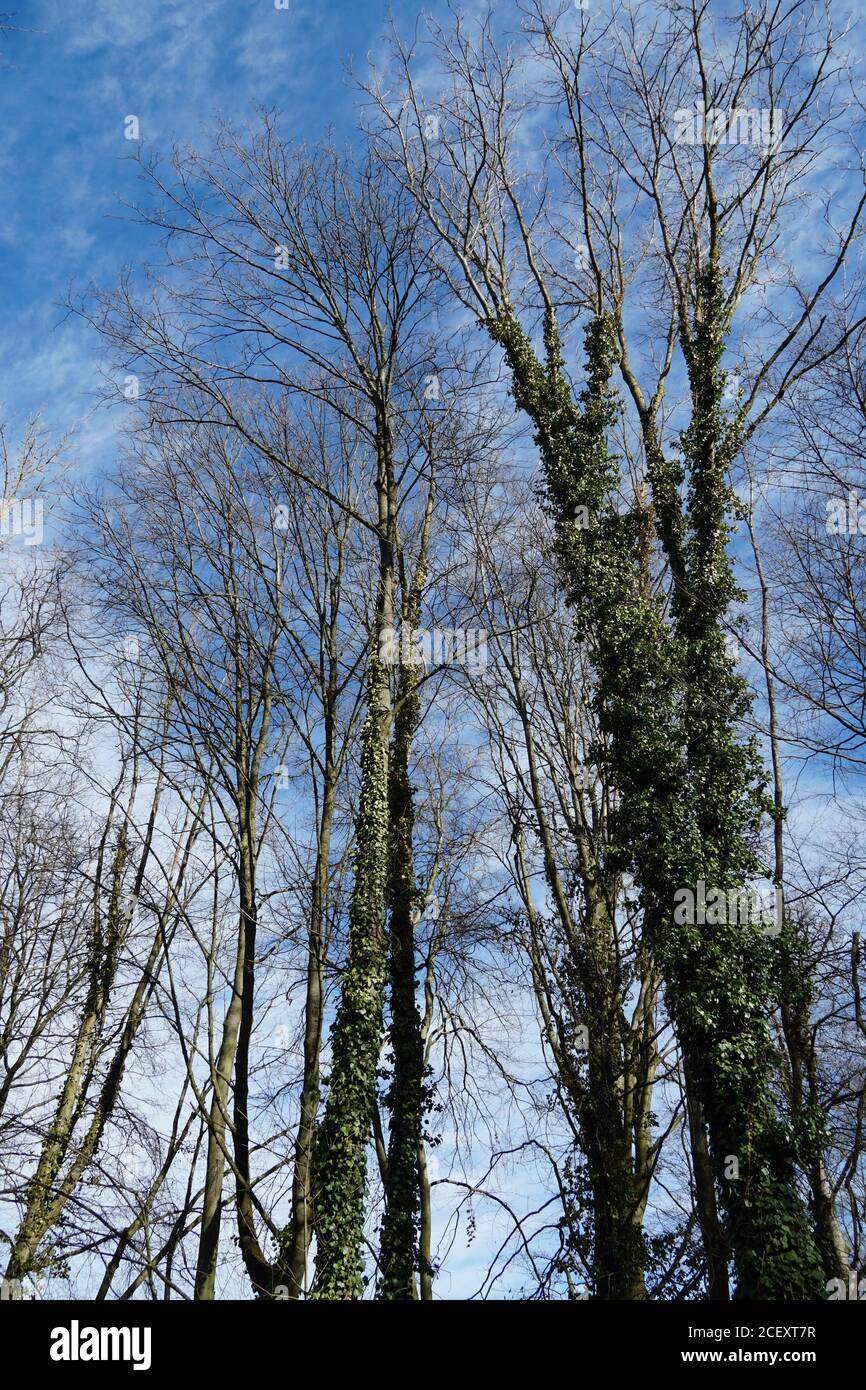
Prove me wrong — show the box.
[5,824,129,1283]
[194,910,247,1300]
[487,300,825,1299]
[311,654,391,1298]
[378,599,425,1299]
[282,767,335,1297]
[312,430,395,1299]
[684,1056,729,1300]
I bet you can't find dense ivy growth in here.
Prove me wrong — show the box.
[311,655,391,1300]
[487,273,826,1298]
[378,593,426,1299]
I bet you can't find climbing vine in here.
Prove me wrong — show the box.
[487,276,826,1298]
[311,653,391,1300]
[377,595,426,1300]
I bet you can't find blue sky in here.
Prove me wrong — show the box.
[0,0,397,453]
[4,0,863,465]
[0,0,563,1301]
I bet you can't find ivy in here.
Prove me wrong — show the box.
[378,604,426,1300]
[486,280,826,1299]
[311,653,391,1300]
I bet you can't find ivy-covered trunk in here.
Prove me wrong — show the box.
[487,292,825,1298]
[311,654,390,1298]
[378,581,426,1299]
[511,648,651,1298]
[654,261,825,1299]
[312,429,395,1300]
[584,1032,647,1298]
[579,893,649,1299]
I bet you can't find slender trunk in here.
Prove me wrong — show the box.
[750,515,847,1286]
[809,1157,849,1284]
[5,824,128,1283]
[232,803,277,1297]
[282,767,335,1297]
[378,492,431,1299]
[199,615,274,1299]
[583,896,646,1300]
[683,1055,730,1300]
[520,839,647,1299]
[193,908,246,1300]
[95,1105,198,1299]
[417,898,441,1302]
[417,1135,433,1300]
